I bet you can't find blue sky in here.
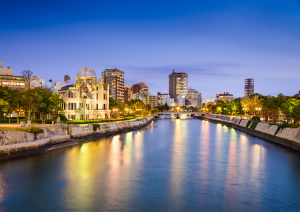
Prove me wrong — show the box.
[0,0,299,98]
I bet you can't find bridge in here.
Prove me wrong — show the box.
[157,112,203,118]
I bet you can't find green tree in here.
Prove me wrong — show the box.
[34,87,62,124]
[109,97,124,112]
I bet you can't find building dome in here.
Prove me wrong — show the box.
[77,68,97,77]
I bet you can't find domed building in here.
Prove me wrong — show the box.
[58,68,111,120]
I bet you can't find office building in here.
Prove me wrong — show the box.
[169,69,188,103]
[124,85,131,103]
[217,92,234,103]
[245,78,254,97]
[0,62,25,90]
[187,88,202,107]
[203,98,215,105]
[132,82,149,95]
[177,95,185,106]
[101,69,124,103]
[64,75,71,84]
[142,95,158,107]
[0,61,13,75]
[161,94,175,107]
[58,68,110,120]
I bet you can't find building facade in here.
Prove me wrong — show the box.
[161,94,175,107]
[142,95,158,107]
[132,82,148,94]
[245,78,254,97]
[217,92,234,103]
[203,97,215,105]
[0,62,25,90]
[101,69,124,103]
[169,70,188,103]
[58,68,110,120]
[187,88,202,107]
[124,85,131,103]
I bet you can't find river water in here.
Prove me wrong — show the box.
[0,116,300,211]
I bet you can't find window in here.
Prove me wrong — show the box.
[68,103,70,110]
[103,104,106,110]
[96,104,98,110]
[74,103,76,110]
[96,87,98,90]
[97,93,98,99]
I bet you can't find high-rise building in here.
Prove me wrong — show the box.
[187,88,202,107]
[169,69,188,103]
[245,78,254,97]
[64,75,71,84]
[101,69,124,103]
[132,82,148,94]
[124,85,131,103]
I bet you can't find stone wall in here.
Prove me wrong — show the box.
[0,131,34,145]
[239,120,248,127]
[54,124,68,135]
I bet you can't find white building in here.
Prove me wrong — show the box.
[58,68,111,120]
[177,95,185,106]
[161,94,175,107]
[0,61,13,75]
[31,75,46,88]
[203,97,215,105]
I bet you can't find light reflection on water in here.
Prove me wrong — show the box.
[0,117,300,211]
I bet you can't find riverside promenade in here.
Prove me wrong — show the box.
[194,114,300,152]
[0,116,156,162]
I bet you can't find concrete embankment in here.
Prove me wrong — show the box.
[0,116,156,162]
[194,115,300,152]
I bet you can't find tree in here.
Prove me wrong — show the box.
[291,103,300,125]
[21,70,39,120]
[109,97,124,112]
[0,87,18,124]
[146,104,152,110]
[150,108,159,115]
[34,87,62,124]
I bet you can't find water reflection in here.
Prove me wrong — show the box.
[0,118,300,211]
[170,119,186,204]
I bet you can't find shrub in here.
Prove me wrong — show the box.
[246,121,252,128]
[93,124,100,132]
[251,116,261,122]
[28,126,43,135]
[250,121,260,130]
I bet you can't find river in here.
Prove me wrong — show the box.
[0,116,300,211]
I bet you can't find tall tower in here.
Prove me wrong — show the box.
[101,69,125,103]
[169,69,188,102]
[245,78,254,97]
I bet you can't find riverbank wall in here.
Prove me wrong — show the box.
[194,115,300,152]
[0,116,156,162]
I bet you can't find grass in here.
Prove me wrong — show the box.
[0,126,43,134]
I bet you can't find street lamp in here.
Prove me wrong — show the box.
[242,107,246,118]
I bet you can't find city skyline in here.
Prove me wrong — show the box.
[1,0,299,98]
